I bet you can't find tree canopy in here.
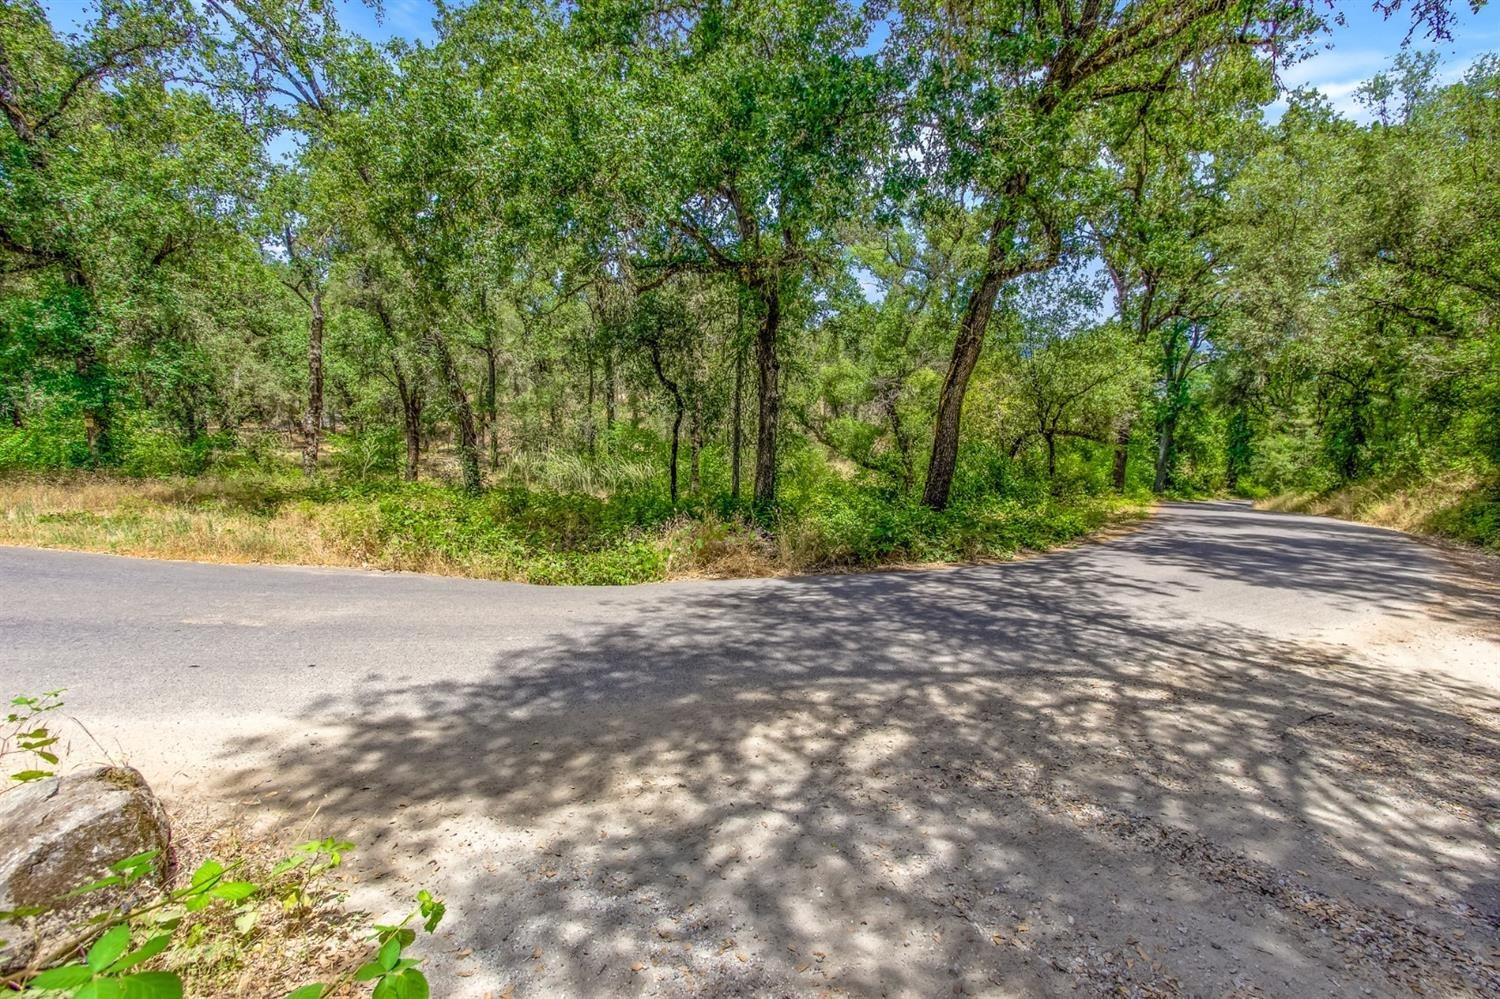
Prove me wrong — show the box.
[1,0,1495,560]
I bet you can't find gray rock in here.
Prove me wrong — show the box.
[0,766,172,971]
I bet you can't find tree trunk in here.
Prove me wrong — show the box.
[668,405,683,503]
[646,337,684,504]
[753,284,781,507]
[921,200,1024,510]
[731,339,744,501]
[482,341,499,469]
[301,290,325,475]
[391,356,422,482]
[75,339,109,465]
[689,394,703,495]
[1225,406,1252,493]
[67,270,110,465]
[403,396,422,481]
[1152,414,1175,494]
[604,348,616,430]
[1046,432,1057,479]
[586,356,597,455]
[1111,419,1131,492]
[427,327,482,494]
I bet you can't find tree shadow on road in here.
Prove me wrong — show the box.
[216,508,1500,996]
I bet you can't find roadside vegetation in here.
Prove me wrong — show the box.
[0,441,1147,583]
[2,0,1496,580]
[1258,471,1500,551]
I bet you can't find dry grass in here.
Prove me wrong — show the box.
[0,471,1155,583]
[0,474,348,569]
[1256,469,1496,546]
[161,804,375,999]
[662,515,784,579]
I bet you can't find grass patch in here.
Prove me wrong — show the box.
[153,807,370,999]
[0,470,1150,583]
[1256,469,1500,550]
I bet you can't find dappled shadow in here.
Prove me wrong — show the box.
[214,504,1500,996]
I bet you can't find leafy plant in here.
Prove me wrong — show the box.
[3,689,66,788]
[284,891,446,999]
[27,924,182,998]
[3,838,444,999]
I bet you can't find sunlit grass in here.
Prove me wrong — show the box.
[0,470,1151,583]
[1257,469,1499,549]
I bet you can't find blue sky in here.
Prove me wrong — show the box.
[42,0,1500,119]
[1277,1,1500,117]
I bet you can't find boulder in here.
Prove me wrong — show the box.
[0,766,172,971]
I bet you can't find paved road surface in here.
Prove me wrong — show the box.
[4,502,1498,997]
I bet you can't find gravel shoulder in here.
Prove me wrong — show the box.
[4,501,1498,997]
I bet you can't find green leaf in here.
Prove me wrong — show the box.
[209,881,258,903]
[109,933,173,972]
[390,968,431,999]
[87,925,132,971]
[234,908,260,935]
[284,985,326,999]
[354,960,386,981]
[376,926,415,947]
[269,854,308,877]
[188,859,224,888]
[378,934,402,970]
[76,977,125,999]
[111,851,161,876]
[30,963,95,989]
[67,875,123,897]
[119,972,184,999]
[417,891,445,933]
[10,769,54,782]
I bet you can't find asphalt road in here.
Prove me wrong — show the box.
[0,500,1469,718]
[3,501,1498,997]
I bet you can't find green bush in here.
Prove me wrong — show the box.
[0,408,93,469]
[327,428,405,481]
[1427,485,1500,550]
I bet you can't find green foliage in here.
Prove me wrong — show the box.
[3,688,65,785]
[325,480,674,584]
[1423,483,1500,550]
[0,0,1493,567]
[4,817,444,999]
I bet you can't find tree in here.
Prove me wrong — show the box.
[259,167,334,473]
[586,0,891,507]
[0,0,250,463]
[999,284,1144,482]
[892,0,1316,508]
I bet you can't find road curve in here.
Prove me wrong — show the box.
[3,501,1498,997]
